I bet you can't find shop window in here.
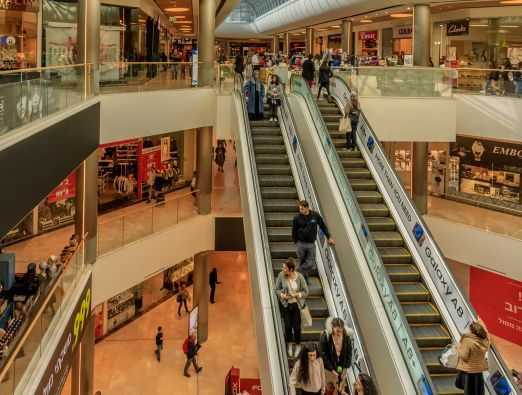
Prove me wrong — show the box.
[0,10,38,70]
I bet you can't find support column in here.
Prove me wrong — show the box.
[305,27,314,56]
[487,18,500,65]
[78,0,100,95]
[196,127,213,214]
[198,0,216,87]
[283,33,290,57]
[75,151,98,265]
[193,252,210,343]
[79,316,95,395]
[272,34,280,54]
[341,19,353,56]
[413,4,431,66]
[412,142,429,214]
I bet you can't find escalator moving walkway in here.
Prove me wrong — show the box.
[250,108,328,364]
[315,99,462,395]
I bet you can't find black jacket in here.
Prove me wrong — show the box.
[319,330,352,372]
[319,67,333,85]
[209,271,218,287]
[292,211,330,243]
[235,55,245,73]
[302,59,315,81]
[156,332,163,346]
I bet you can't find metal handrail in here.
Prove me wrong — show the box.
[0,63,92,75]
[234,73,291,392]
[291,74,435,394]
[332,74,520,394]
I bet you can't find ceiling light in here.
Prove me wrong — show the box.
[331,25,341,28]
[165,7,190,12]
[174,16,186,19]
[500,25,520,28]
[470,24,488,27]
[360,19,373,23]
[174,21,192,24]
[500,0,522,3]
[390,13,412,18]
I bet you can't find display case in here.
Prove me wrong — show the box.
[107,290,135,331]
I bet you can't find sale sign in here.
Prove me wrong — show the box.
[470,267,522,346]
[47,171,76,203]
[240,378,262,395]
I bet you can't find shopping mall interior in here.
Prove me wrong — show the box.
[0,0,522,394]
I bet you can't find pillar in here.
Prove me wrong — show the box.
[341,19,353,56]
[198,0,216,87]
[272,34,280,54]
[412,142,429,215]
[78,0,100,95]
[196,127,213,214]
[193,252,210,343]
[283,33,290,57]
[305,28,314,56]
[79,316,95,395]
[413,4,431,66]
[487,19,500,65]
[75,151,98,265]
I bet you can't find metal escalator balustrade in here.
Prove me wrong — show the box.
[290,74,437,395]
[305,74,518,395]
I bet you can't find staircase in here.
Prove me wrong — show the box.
[250,112,329,366]
[315,99,462,395]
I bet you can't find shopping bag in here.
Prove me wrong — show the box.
[439,343,459,369]
[300,304,313,327]
[339,117,350,133]
[490,371,511,395]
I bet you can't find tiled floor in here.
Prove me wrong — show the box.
[491,335,522,373]
[93,252,258,395]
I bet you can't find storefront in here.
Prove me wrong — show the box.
[448,135,522,213]
[392,25,412,57]
[94,258,194,339]
[357,30,379,64]
[0,0,38,70]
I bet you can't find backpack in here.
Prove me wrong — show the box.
[182,338,190,354]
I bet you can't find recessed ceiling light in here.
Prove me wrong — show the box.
[500,0,522,3]
[500,25,520,28]
[174,21,192,24]
[165,7,190,12]
[360,19,373,23]
[390,13,412,18]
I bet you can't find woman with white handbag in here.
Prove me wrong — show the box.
[275,258,309,358]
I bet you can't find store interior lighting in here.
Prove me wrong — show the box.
[390,13,412,18]
[165,7,190,12]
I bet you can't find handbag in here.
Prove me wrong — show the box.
[339,117,350,133]
[455,371,465,390]
[439,343,459,369]
[300,304,313,327]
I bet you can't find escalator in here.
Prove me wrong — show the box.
[250,111,328,349]
[314,98,459,394]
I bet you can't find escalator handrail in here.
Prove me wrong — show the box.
[330,74,520,394]
[290,74,436,395]
[233,73,291,392]
[279,87,373,386]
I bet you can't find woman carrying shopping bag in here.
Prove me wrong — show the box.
[275,258,309,359]
[455,321,490,395]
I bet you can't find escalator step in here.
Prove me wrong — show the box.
[257,165,292,176]
[251,128,281,136]
[261,187,298,199]
[269,242,298,259]
[259,175,294,187]
[393,282,430,302]
[301,318,326,341]
[411,324,452,348]
[307,277,323,297]
[421,348,459,374]
[346,168,372,179]
[337,150,363,159]
[256,154,289,164]
[254,145,286,155]
[379,247,412,264]
[342,158,367,169]
[366,217,396,231]
[402,302,441,323]
[323,114,342,123]
[267,227,293,242]
[332,138,347,148]
[251,120,278,128]
[319,107,341,115]
[349,179,377,191]
[307,297,329,317]
[360,204,390,217]
[372,231,403,247]
[385,264,420,282]
[355,191,383,203]
[431,374,463,395]
[325,122,340,131]
[252,135,284,145]
[329,131,346,140]
[264,212,294,227]
[263,199,299,213]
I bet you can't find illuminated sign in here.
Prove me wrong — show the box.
[0,0,39,12]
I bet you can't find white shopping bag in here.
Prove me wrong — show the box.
[439,344,459,369]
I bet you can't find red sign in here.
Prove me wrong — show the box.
[359,31,378,41]
[241,378,262,395]
[47,171,76,203]
[225,367,240,395]
[470,267,522,346]
[139,146,162,186]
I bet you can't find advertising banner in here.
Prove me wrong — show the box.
[470,267,522,346]
[451,135,522,170]
[359,31,378,40]
[447,20,470,36]
[393,25,412,38]
[45,23,78,68]
[47,171,76,203]
[0,0,39,12]
[240,378,262,394]
[225,367,240,395]
[100,26,123,82]
[161,137,171,162]
[35,275,92,395]
[140,146,162,180]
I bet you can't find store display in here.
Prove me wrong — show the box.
[38,171,76,233]
[107,290,135,331]
[359,31,378,58]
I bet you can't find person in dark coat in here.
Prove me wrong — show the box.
[209,268,221,304]
[317,60,333,102]
[302,55,315,88]
[155,326,164,362]
[234,53,244,75]
[319,317,353,393]
[244,70,265,120]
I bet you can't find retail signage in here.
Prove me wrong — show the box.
[470,268,522,346]
[446,20,469,36]
[0,0,38,11]
[451,135,522,170]
[359,31,378,41]
[241,378,262,394]
[47,171,76,204]
[35,275,92,395]
[161,137,171,162]
[225,367,240,394]
[393,25,412,38]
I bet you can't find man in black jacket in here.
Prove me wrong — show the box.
[292,200,334,282]
[302,55,315,88]
[209,268,221,304]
